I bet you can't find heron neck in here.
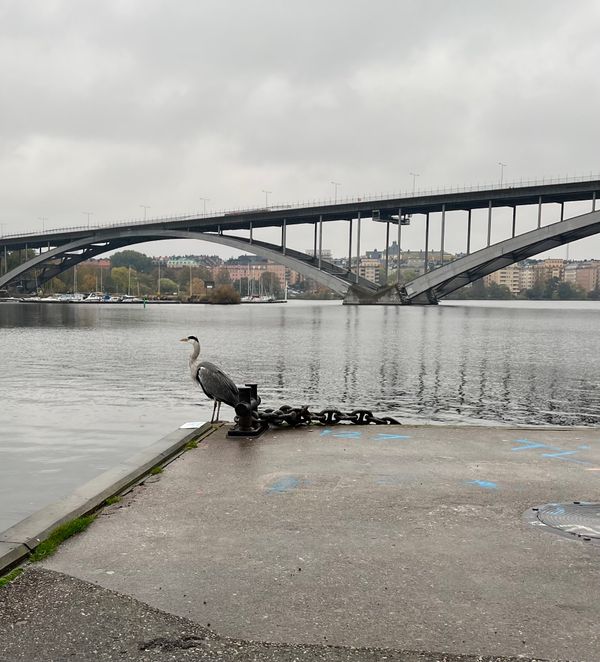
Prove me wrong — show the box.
[189,341,201,365]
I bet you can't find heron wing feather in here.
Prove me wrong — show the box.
[196,361,239,407]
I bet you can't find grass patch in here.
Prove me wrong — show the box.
[104,495,122,506]
[150,466,163,475]
[30,515,96,563]
[0,568,23,588]
[185,439,198,450]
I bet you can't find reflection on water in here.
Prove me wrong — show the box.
[1,299,600,530]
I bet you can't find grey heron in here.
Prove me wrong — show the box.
[181,335,239,423]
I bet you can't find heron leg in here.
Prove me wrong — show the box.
[210,399,217,424]
[216,400,222,422]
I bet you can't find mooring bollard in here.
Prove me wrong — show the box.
[227,383,267,437]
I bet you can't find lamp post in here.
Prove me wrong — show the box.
[199,197,210,215]
[331,181,341,203]
[262,190,272,207]
[498,162,507,187]
[409,172,419,195]
[82,211,93,229]
[140,205,150,221]
[38,216,47,232]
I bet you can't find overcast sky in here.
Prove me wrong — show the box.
[2,0,600,260]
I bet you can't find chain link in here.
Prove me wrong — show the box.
[254,405,400,427]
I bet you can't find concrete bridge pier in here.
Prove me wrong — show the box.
[343,283,437,305]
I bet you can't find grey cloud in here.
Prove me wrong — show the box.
[1,0,600,260]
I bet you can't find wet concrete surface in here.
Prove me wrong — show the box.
[0,567,542,662]
[5,424,600,661]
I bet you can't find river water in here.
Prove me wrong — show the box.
[1,299,599,531]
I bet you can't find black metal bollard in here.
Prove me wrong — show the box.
[227,383,267,437]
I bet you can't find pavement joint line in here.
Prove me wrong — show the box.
[0,421,215,576]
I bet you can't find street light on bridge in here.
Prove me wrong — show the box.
[140,205,150,221]
[498,162,507,187]
[199,197,210,215]
[38,217,47,232]
[262,190,272,207]
[331,181,341,203]
[409,172,420,195]
[82,211,93,229]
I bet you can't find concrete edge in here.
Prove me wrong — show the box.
[0,422,215,576]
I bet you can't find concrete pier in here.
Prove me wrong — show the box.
[2,423,600,661]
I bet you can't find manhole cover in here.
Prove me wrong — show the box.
[526,502,600,544]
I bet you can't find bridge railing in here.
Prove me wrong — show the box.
[2,172,599,240]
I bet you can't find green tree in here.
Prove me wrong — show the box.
[159,277,179,295]
[556,281,585,300]
[110,250,154,273]
[524,281,545,299]
[487,283,513,299]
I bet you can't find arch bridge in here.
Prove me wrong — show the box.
[1,177,599,303]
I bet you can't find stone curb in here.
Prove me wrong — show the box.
[0,422,214,575]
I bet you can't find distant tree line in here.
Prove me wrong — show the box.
[448,277,597,301]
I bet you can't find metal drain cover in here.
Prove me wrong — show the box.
[526,502,600,544]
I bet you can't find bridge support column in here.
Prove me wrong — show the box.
[593,192,596,212]
[511,206,517,238]
[313,223,318,263]
[560,202,564,222]
[467,209,472,254]
[424,212,430,272]
[487,201,492,246]
[397,208,402,284]
[249,222,253,244]
[384,221,390,282]
[281,220,286,255]
[355,212,361,283]
[347,218,352,274]
[318,215,323,269]
[440,205,446,265]
[537,196,542,228]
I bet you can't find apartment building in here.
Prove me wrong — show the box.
[358,258,381,284]
[484,265,523,294]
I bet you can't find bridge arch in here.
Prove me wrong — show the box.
[0,228,376,295]
[401,209,600,304]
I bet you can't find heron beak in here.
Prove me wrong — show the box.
[180,338,189,342]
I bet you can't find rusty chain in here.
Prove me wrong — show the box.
[255,405,400,427]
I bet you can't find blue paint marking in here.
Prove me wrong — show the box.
[541,450,591,465]
[467,480,498,490]
[578,445,591,450]
[512,439,552,451]
[511,438,592,466]
[374,433,410,441]
[267,476,301,494]
[320,429,363,439]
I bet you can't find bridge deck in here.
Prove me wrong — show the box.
[2,178,599,251]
